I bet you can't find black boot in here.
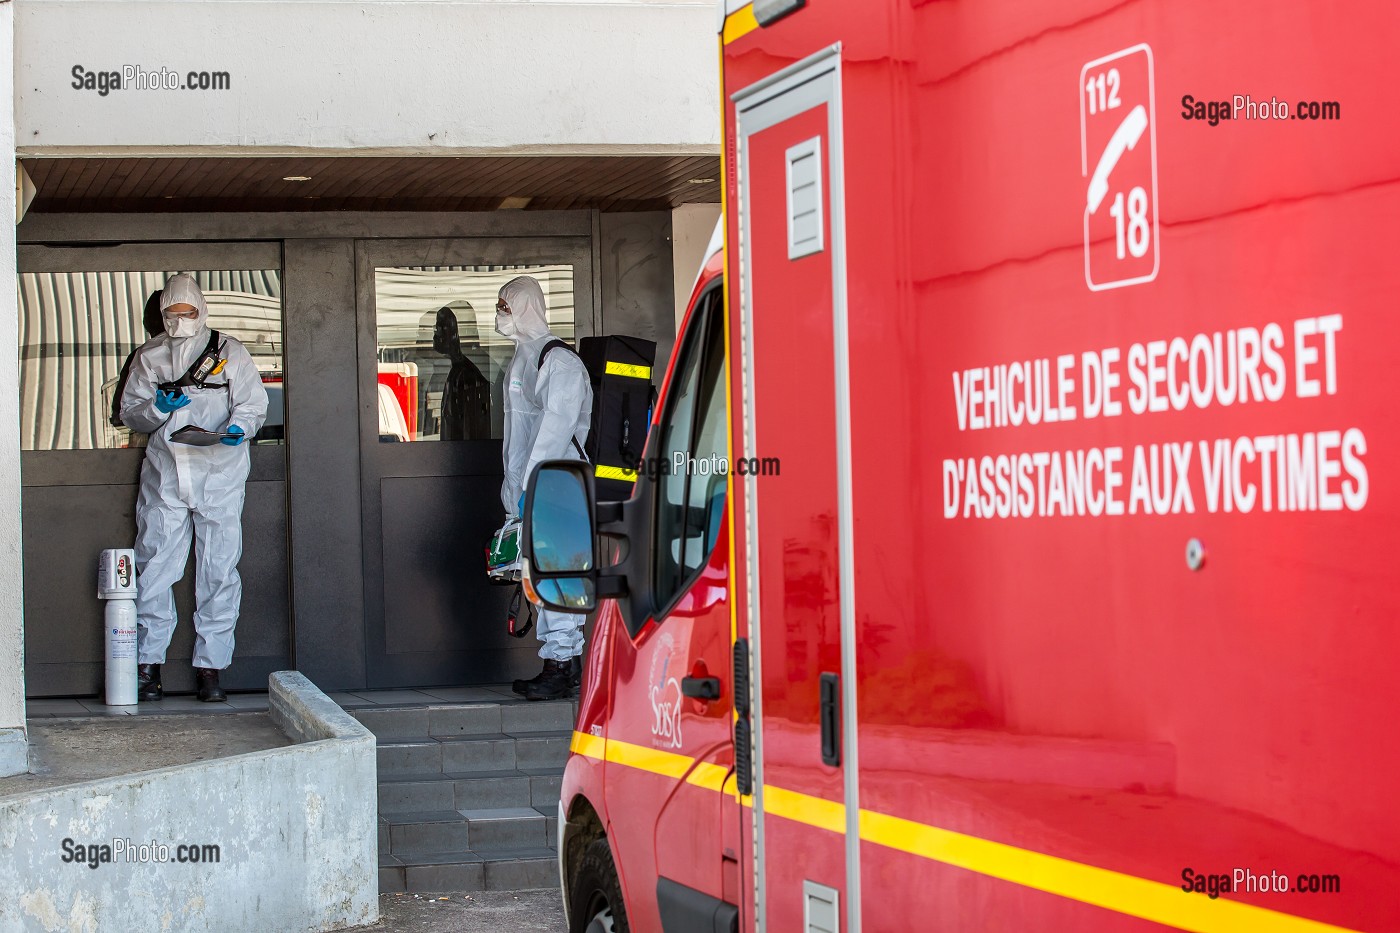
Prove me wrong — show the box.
[137,663,163,702]
[524,659,573,701]
[195,667,227,703]
[514,660,552,696]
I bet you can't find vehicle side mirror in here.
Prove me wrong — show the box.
[521,461,598,612]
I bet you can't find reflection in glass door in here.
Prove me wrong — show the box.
[372,265,577,443]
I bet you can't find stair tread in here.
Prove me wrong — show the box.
[504,729,573,739]
[378,771,461,784]
[381,810,467,825]
[391,850,486,866]
[457,806,546,821]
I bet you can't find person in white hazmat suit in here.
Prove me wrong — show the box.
[496,275,593,701]
[119,274,269,703]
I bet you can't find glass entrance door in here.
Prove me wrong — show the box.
[356,237,595,687]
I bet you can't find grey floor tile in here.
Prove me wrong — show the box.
[348,689,440,706]
[418,686,505,703]
[25,698,89,716]
[325,692,375,709]
[76,700,137,715]
[222,693,271,710]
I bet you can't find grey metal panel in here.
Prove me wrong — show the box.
[18,211,594,244]
[283,238,366,691]
[21,446,285,487]
[18,242,281,273]
[599,210,678,374]
[20,477,289,697]
[379,475,538,674]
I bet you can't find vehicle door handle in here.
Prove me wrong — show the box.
[820,672,841,767]
[681,676,722,701]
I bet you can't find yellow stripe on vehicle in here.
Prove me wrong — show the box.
[686,761,731,793]
[605,361,652,380]
[764,784,847,835]
[859,810,1359,933]
[603,735,695,780]
[722,4,759,45]
[568,732,1360,932]
[570,730,606,759]
[595,464,637,482]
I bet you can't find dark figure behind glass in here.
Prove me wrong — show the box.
[434,305,491,440]
[109,290,167,428]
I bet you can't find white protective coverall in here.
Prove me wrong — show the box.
[120,274,269,670]
[497,275,593,662]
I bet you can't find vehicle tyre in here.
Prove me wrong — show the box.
[569,838,630,933]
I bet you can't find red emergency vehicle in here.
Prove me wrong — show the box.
[520,2,1400,930]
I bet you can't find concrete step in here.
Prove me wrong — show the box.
[352,700,577,742]
[379,805,559,893]
[362,695,575,894]
[377,768,565,814]
[384,806,550,855]
[379,847,559,894]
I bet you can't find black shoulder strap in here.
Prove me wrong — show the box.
[536,338,587,459]
[536,337,575,370]
[172,330,224,388]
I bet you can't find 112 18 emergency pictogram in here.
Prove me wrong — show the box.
[1081,44,1159,290]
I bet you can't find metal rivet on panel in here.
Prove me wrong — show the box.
[1185,538,1206,572]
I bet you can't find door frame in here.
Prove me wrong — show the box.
[732,44,858,932]
[353,235,597,687]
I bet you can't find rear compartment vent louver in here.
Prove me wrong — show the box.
[785,136,824,260]
[804,880,840,933]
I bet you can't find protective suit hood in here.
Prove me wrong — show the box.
[159,273,211,344]
[498,276,552,342]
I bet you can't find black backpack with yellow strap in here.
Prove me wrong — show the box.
[537,335,658,502]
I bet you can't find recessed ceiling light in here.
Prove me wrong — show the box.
[687,178,716,184]
[282,175,312,182]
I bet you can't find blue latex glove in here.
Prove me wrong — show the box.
[221,425,245,446]
[154,389,191,414]
[516,493,525,516]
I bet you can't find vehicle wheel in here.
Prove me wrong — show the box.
[569,838,630,933]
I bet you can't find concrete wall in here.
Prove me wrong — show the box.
[14,0,720,157]
[671,203,722,327]
[1,0,29,776]
[0,672,378,932]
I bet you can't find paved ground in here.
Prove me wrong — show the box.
[349,891,565,932]
[0,712,290,797]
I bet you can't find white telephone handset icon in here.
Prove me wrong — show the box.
[1087,104,1148,214]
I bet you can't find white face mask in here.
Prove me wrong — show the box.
[494,312,516,338]
[164,314,201,338]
